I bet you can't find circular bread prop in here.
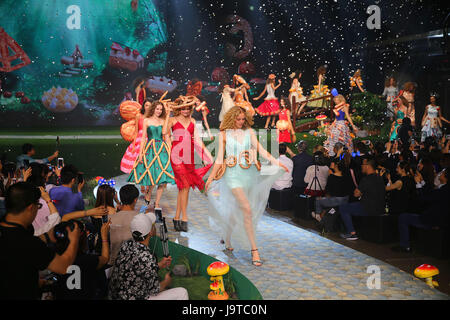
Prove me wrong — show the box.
[225,155,237,168]
[276,119,289,131]
[120,120,137,142]
[239,151,252,169]
[119,100,141,121]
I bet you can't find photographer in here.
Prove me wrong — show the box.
[52,219,111,300]
[49,164,85,217]
[108,214,188,300]
[304,151,329,197]
[0,182,80,299]
[16,143,59,169]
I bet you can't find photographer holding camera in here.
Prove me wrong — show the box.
[50,218,111,300]
[49,164,85,217]
[0,182,80,300]
[108,214,188,300]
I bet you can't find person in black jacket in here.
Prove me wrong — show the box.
[291,140,313,194]
[393,167,449,252]
[339,157,386,240]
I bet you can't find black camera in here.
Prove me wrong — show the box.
[77,173,84,184]
[155,208,163,224]
[23,159,30,168]
[53,220,84,254]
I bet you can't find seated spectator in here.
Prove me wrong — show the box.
[384,161,417,214]
[339,157,386,240]
[304,151,329,196]
[331,142,345,161]
[110,184,155,265]
[272,144,293,191]
[53,219,111,300]
[108,214,188,300]
[0,182,80,299]
[393,168,449,252]
[434,154,450,188]
[415,157,436,193]
[91,184,117,254]
[312,159,353,222]
[49,164,85,217]
[16,143,59,169]
[292,140,313,193]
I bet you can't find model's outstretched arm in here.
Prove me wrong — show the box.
[193,119,213,163]
[205,131,226,192]
[344,105,358,132]
[253,86,267,101]
[202,110,213,140]
[356,81,364,93]
[249,129,288,172]
[137,120,148,163]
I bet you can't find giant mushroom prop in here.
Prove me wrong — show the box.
[414,264,439,288]
[207,261,230,300]
[316,114,327,127]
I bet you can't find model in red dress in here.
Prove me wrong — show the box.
[276,98,295,143]
[163,98,213,232]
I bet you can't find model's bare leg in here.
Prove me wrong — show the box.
[264,116,271,129]
[231,188,261,265]
[154,184,166,208]
[180,188,190,222]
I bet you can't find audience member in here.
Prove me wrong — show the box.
[49,164,85,217]
[0,182,80,299]
[108,214,188,300]
[312,159,353,222]
[272,144,293,191]
[339,157,386,240]
[384,161,417,214]
[16,143,59,169]
[292,140,313,193]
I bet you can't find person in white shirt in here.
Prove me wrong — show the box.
[304,151,330,196]
[272,144,293,190]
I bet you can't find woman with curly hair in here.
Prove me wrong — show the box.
[128,101,175,208]
[204,106,288,266]
[401,82,417,127]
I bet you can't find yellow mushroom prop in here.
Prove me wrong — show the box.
[207,261,230,300]
[414,264,439,288]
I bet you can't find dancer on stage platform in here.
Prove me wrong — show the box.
[254,74,281,128]
[128,101,175,207]
[205,106,288,266]
[193,97,214,141]
[308,65,330,109]
[232,75,255,117]
[349,69,364,93]
[120,98,151,175]
[218,83,236,122]
[133,77,147,106]
[324,95,357,156]
[401,82,417,127]
[421,93,450,142]
[389,96,409,141]
[382,76,398,121]
[289,70,307,116]
[163,96,213,232]
[276,97,296,144]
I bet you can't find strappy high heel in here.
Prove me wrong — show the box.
[251,249,263,266]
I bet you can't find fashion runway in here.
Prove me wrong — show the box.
[114,174,449,300]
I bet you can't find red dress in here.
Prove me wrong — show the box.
[171,121,212,190]
[278,109,291,143]
[138,88,146,106]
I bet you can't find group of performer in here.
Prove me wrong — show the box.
[120,67,448,267]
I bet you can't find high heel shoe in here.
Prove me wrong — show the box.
[173,219,180,231]
[251,249,263,266]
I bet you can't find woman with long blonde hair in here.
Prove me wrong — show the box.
[323,95,358,156]
[205,106,288,266]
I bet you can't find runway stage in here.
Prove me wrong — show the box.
[114,174,449,300]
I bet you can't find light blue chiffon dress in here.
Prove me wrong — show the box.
[206,129,284,250]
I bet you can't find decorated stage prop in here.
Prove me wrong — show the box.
[119,100,142,141]
[0,27,31,72]
[60,45,94,77]
[414,264,439,288]
[41,87,79,113]
[109,42,144,72]
[293,88,338,132]
[207,262,230,300]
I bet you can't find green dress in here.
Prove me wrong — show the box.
[389,110,405,141]
[127,125,175,186]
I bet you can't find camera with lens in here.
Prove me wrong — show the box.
[53,220,84,254]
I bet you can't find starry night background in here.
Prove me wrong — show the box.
[0,0,448,127]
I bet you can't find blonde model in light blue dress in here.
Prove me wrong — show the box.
[205,106,287,266]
